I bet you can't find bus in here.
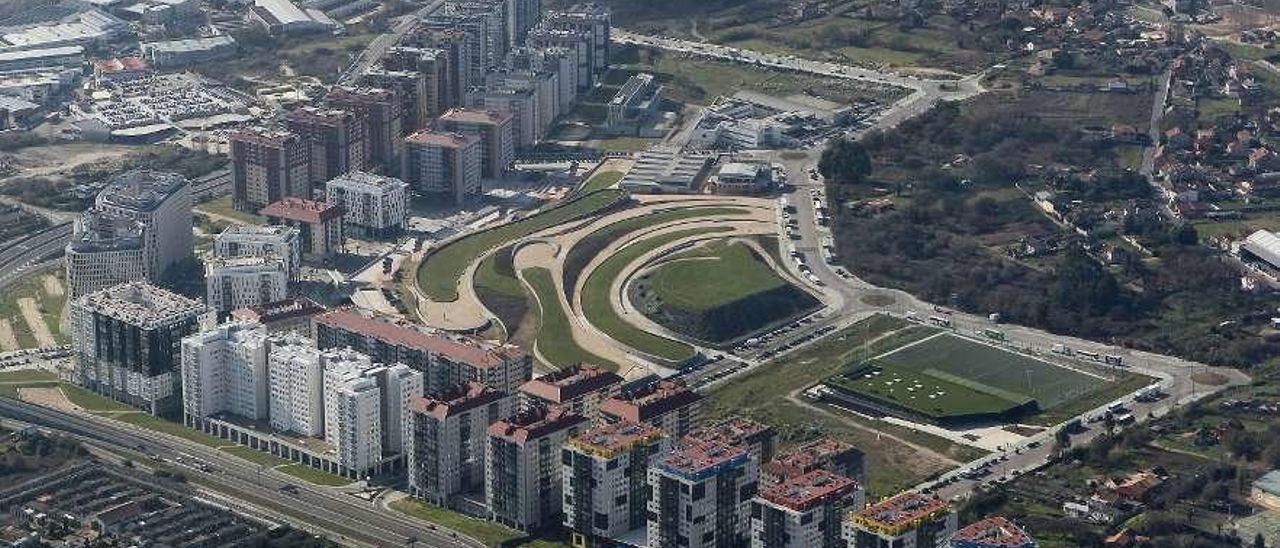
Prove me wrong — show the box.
[1076,350,1101,361]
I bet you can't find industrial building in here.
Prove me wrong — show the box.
[71,282,213,416]
[0,45,84,72]
[619,148,714,194]
[248,0,338,35]
[140,35,237,67]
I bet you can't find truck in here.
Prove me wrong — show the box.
[929,316,952,328]
[1076,350,1101,361]
[982,329,1006,341]
[1051,343,1072,355]
[1104,354,1125,367]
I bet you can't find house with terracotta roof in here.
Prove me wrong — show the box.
[948,516,1036,548]
[763,437,865,487]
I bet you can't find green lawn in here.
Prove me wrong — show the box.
[277,463,352,486]
[418,189,624,301]
[648,242,788,312]
[522,267,616,370]
[594,137,658,154]
[195,195,266,225]
[390,498,525,546]
[580,227,732,362]
[114,412,226,448]
[0,369,56,383]
[61,384,137,413]
[576,170,625,195]
[220,445,291,468]
[828,364,1027,419]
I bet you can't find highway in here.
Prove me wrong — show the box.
[0,398,485,548]
[0,223,72,293]
[338,0,450,85]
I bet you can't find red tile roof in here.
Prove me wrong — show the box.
[488,406,584,445]
[950,516,1036,547]
[439,108,512,126]
[760,470,858,512]
[260,197,343,223]
[684,416,772,452]
[518,364,621,404]
[599,380,701,424]
[405,129,479,148]
[410,382,507,420]
[314,307,524,369]
[568,421,663,457]
[764,438,856,481]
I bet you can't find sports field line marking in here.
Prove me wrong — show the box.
[949,333,1110,381]
[864,330,947,362]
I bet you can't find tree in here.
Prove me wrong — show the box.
[1050,247,1120,315]
[1255,533,1266,548]
[818,137,872,185]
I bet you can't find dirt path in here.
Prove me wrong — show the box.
[41,274,63,297]
[0,319,18,351]
[18,386,76,412]
[19,298,55,348]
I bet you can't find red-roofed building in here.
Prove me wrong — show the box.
[752,470,864,548]
[517,363,621,422]
[648,438,758,548]
[845,492,956,548]
[402,129,481,204]
[948,516,1036,548]
[406,382,514,506]
[260,198,345,259]
[230,127,310,212]
[230,296,324,335]
[763,438,865,487]
[684,416,776,464]
[312,307,531,395]
[563,421,667,542]
[600,379,702,439]
[486,407,586,531]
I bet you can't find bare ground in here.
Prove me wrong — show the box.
[18,298,55,348]
[0,319,19,351]
[41,274,63,297]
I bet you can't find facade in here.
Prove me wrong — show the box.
[480,87,538,149]
[230,296,325,336]
[324,171,410,239]
[229,127,310,212]
[65,210,148,299]
[751,470,864,548]
[845,492,957,548]
[213,224,302,281]
[0,46,85,73]
[402,130,482,204]
[410,29,471,112]
[71,282,212,416]
[606,72,661,128]
[321,349,382,473]
[763,438,865,487]
[203,256,289,313]
[563,421,666,543]
[543,5,610,89]
[180,321,269,426]
[437,108,515,179]
[486,407,586,531]
[948,516,1036,548]
[647,439,759,548]
[599,379,703,439]
[260,198,346,259]
[92,169,193,278]
[249,0,337,34]
[312,307,531,395]
[408,382,514,506]
[517,364,621,422]
[285,107,367,189]
[713,161,773,195]
[139,36,236,67]
[365,362,424,456]
[384,46,451,118]
[325,86,404,174]
[267,334,325,436]
[361,67,429,135]
[620,148,714,194]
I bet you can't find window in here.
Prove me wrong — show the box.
[606,459,619,470]
[615,494,627,506]
[691,483,705,501]
[594,512,609,530]
[562,449,572,465]
[800,512,813,525]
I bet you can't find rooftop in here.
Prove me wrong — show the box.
[0,45,83,64]
[599,380,701,423]
[326,171,409,194]
[438,108,512,126]
[314,307,525,369]
[518,364,621,405]
[684,416,772,452]
[765,438,857,479]
[77,281,207,328]
[97,169,188,213]
[567,421,663,459]
[204,255,286,273]
[231,296,324,325]
[260,197,343,223]
[405,129,479,148]
[760,470,859,512]
[1254,470,1280,497]
[285,105,355,125]
[852,492,950,532]
[410,382,508,420]
[717,162,764,180]
[655,439,749,481]
[949,516,1036,548]
[68,210,144,253]
[230,126,299,148]
[141,35,236,53]
[488,406,584,445]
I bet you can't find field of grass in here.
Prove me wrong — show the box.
[61,384,137,413]
[594,137,659,153]
[418,189,624,301]
[195,195,266,225]
[648,242,789,312]
[576,170,625,195]
[580,226,732,363]
[0,369,56,383]
[868,334,1105,410]
[522,267,615,370]
[391,498,528,546]
[277,463,352,486]
[828,364,1028,419]
[114,412,226,448]
[0,265,69,348]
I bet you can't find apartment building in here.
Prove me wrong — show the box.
[480,87,538,149]
[284,106,367,188]
[267,333,325,437]
[365,362,424,456]
[203,256,289,313]
[213,224,302,281]
[229,127,310,212]
[948,516,1037,548]
[402,130,482,204]
[437,108,515,179]
[385,47,450,117]
[71,282,212,416]
[751,470,864,548]
[324,171,409,239]
[599,379,702,439]
[844,492,957,548]
[408,382,514,506]
[230,296,325,336]
[408,29,471,111]
[260,198,346,259]
[563,421,666,543]
[517,363,621,422]
[180,321,269,426]
[647,439,759,548]
[322,349,382,473]
[685,416,777,466]
[65,210,148,299]
[486,407,586,531]
[325,86,404,174]
[763,438,865,488]
[90,169,192,279]
[312,307,531,395]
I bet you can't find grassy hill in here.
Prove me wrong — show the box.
[631,241,818,344]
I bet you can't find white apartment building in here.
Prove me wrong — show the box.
[647,440,760,548]
[65,210,148,299]
[180,321,269,426]
[213,224,302,281]
[324,354,383,474]
[563,421,667,543]
[751,470,863,548]
[91,169,193,278]
[324,171,409,239]
[268,334,325,436]
[487,407,586,531]
[408,382,514,506]
[204,256,289,313]
[367,362,423,455]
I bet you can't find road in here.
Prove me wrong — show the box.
[0,398,485,548]
[0,223,72,293]
[338,0,450,85]
[1141,68,1174,218]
